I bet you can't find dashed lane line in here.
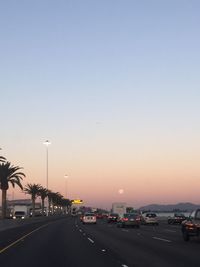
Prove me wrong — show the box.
[78,226,128,267]
[87,238,95,244]
[152,237,172,243]
[164,229,176,233]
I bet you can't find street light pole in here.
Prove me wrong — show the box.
[43,140,51,216]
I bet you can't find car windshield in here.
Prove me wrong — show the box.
[14,212,25,215]
[146,214,156,218]
[124,214,137,218]
[110,214,118,217]
[175,214,184,217]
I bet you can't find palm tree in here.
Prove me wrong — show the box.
[0,148,6,163]
[0,161,25,219]
[52,192,63,214]
[47,191,63,215]
[63,198,72,214]
[24,183,42,217]
[47,190,53,215]
[58,198,71,214]
[38,187,48,216]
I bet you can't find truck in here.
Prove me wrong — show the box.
[112,202,126,218]
[12,205,30,219]
[181,209,200,241]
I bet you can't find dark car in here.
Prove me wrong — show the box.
[96,213,104,219]
[182,209,200,241]
[168,213,186,224]
[107,213,119,223]
[117,213,140,228]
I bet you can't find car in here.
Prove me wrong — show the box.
[107,213,119,223]
[102,213,109,219]
[181,209,200,241]
[12,211,27,219]
[143,213,159,225]
[96,213,104,219]
[82,213,97,224]
[117,213,140,228]
[168,213,186,224]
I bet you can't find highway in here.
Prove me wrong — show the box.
[0,216,200,267]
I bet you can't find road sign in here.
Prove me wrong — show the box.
[71,199,83,204]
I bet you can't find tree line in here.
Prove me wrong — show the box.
[0,149,71,219]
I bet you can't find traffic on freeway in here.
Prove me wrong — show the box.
[0,214,200,267]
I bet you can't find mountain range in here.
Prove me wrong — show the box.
[139,202,200,212]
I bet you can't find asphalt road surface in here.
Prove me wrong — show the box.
[0,216,200,267]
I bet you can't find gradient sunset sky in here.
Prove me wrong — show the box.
[1,1,200,209]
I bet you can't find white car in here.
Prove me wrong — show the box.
[143,213,159,225]
[13,211,27,219]
[82,213,97,224]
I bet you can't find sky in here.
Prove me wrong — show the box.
[1,0,200,209]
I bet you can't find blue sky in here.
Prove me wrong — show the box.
[1,1,200,207]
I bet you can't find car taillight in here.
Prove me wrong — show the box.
[136,217,140,221]
[123,218,128,221]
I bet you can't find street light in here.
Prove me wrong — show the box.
[43,140,51,216]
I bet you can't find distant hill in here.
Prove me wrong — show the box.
[139,202,200,212]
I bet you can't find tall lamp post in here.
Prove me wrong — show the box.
[43,140,51,216]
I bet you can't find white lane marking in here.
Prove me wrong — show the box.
[0,223,49,254]
[88,238,95,244]
[79,229,82,232]
[122,229,129,232]
[83,233,86,236]
[153,237,172,243]
[122,265,129,267]
[101,249,106,252]
[164,229,176,233]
